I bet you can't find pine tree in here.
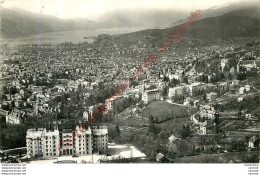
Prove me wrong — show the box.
[115,124,120,137]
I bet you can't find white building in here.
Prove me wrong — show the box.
[197,125,206,135]
[239,87,245,94]
[142,89,160,104]
[73,126,93,156]
[92,126,109,154]
[248,136,257,148]
[26,128,60,158]
[6,110,21,125]
[26,126,108,159]
[169,86,186,98]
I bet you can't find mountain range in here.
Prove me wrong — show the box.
[0,0,259,39]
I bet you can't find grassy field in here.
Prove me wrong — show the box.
[142,101,198,122]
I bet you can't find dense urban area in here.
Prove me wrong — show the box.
[0,34,259,163]
[0,2,259,164]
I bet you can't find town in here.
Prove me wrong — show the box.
[0,3,259,164]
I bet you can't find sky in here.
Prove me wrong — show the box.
[1,0,249,20]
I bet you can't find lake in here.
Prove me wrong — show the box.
[0,27,147,46]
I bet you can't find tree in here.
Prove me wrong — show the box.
[173,95,184,104]
[159,130,168,140]
[214,112,221,133]
[163,76,169,82]
[183,77,188,84]
[0,117,7,129]
[115,124,120,137]
[1,153,4,161]
[162,87,168,97]
[170,78,180,88]
[182,124,191,138]
[0,94,7,101]
[148,123,158,134]
[9,87,17,95]
[149,114,155,124]
[203,92,207,101]
[3,86,8,94]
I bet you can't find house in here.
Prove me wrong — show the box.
[183,100,190,106]
[239,87,245,94]
[240,60,257,71]
[168,134,178,143]
[142,89,160,104]
[155,153,169,163]
[197,125,206,135]
[187,82,206,96]
[248,136,257,148]
[237,97,243,102]
[245,114,252,119]
[168,86,187,98]
[221,59,228,71]
[245,85,251,91]
[14,100,24,107]
[6,110,21,125]
[245,113,258,121]
[83,111,88,120]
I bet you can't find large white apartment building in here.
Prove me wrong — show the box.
[142,89,160,104]
[26,128,60,159]
[92,126,108,154]
[26,126,108,159]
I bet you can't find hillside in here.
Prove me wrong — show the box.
[0,7,95,38]
[0,7,186,38]
[168,0,260,27]
[111,6,259,46]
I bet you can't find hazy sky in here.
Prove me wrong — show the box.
[1,0,248,20]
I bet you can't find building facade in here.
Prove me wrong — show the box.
[26,128,60,159]
[142,89,160,104]
[92,126,108,154]
[26,126,108,159]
